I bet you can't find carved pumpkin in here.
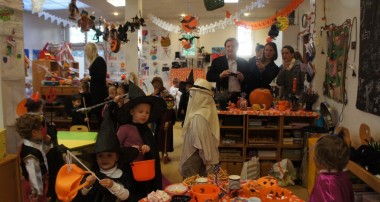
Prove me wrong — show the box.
[260,186,303,202]
[256,176,278,189]
[249,88,273,109]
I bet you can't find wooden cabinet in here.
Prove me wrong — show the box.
[0,155,22,202]
[218,109,318,177]
[218,114,245,175]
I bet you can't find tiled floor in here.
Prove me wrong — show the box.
[161,122,310,201]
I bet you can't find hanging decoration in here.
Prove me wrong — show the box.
[322,19,352,104]
[181,15,198,33]
[235,0,304,30]
[148,0,268,35]
[179,36,200,50]
[31,0,46,13]
[37,11,77,27]
[68,0,79,20]
[77,9,94,32]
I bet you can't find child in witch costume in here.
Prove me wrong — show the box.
[16,113,53,202]
[155,93,176,164]
[116,83,166,201]
[79,110,140,202]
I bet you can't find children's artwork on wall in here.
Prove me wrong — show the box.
[356,0,380,116]
[107,43,128,80]
[141,28,173,89]
[211,47,225,61]
[32,49,40,60]
[322,23,350,103]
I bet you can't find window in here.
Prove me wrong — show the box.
[69,27,105,78]
[237,26,252,57]
[69,27,104,44]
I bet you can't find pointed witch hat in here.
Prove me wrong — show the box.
[84,107,139,166]
[117,82,166,125]
[179,69,195,92]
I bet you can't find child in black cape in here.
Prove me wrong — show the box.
[78,109,139,202]
[116,83,167,201]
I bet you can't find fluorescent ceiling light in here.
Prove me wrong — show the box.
[225,0,239,3]
[107,0,125,7]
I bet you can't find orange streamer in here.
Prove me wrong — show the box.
[235,0,304,30]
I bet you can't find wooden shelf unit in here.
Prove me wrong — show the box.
[218,109,318,177]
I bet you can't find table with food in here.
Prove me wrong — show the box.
[139,168,304,202]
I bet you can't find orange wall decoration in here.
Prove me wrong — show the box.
[235,0,304,30]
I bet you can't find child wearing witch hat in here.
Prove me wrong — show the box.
[79,109,139,202]
[116,83,166,201]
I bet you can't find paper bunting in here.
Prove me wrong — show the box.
[148,0,268,35]
[235,0,304,30]
[36,11,77,28]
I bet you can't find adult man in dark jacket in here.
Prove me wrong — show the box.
[206,37,249,103]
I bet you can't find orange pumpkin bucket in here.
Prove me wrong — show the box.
[131,159,155,181]
[191,184,220,202]
[55,164,90,202]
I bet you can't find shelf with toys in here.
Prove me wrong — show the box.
[217,108,318,177]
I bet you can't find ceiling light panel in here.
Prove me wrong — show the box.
[107,0,125,7]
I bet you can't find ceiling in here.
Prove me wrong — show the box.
[23,0,292,23]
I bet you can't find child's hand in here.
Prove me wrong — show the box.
[84,118,89,122]
[85,175,96,188]
[99,178,114,188]
[141,144,150,154]
[164,122,169,130]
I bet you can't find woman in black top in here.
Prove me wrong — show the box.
[244,42,280,98]
[82,42,108,124]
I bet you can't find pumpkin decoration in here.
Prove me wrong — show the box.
[181,15,198,33]
[241,180,261,198]
[256,176,278,189]
[249,88,273,109]
[260,186,303,202]
[179,36,200,50]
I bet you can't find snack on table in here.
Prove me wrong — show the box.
[182,174,200,186]
[146,190,171,202]
[207,167,229,182]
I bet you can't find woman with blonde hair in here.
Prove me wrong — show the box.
[81,42,108,124]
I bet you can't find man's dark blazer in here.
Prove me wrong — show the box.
[206,55,249,91]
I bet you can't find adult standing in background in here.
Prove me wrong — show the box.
[244,42,279,97]
[81,42,108,124]
[180,79,220,178]
[206,37,248,103]
[276,45,307,99]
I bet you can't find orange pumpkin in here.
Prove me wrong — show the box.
[249,88,273,109]
[256,176,278,189]
[181,39,192,49]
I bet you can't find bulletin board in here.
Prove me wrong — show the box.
[356,0,380,116]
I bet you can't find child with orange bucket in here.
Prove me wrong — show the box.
[16,113,53,202]
[76,109,139,201]
[116,83,167,201]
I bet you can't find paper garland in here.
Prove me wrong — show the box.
[235,0,304,30]
[36,11,77,28]
[149,0,268,35]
